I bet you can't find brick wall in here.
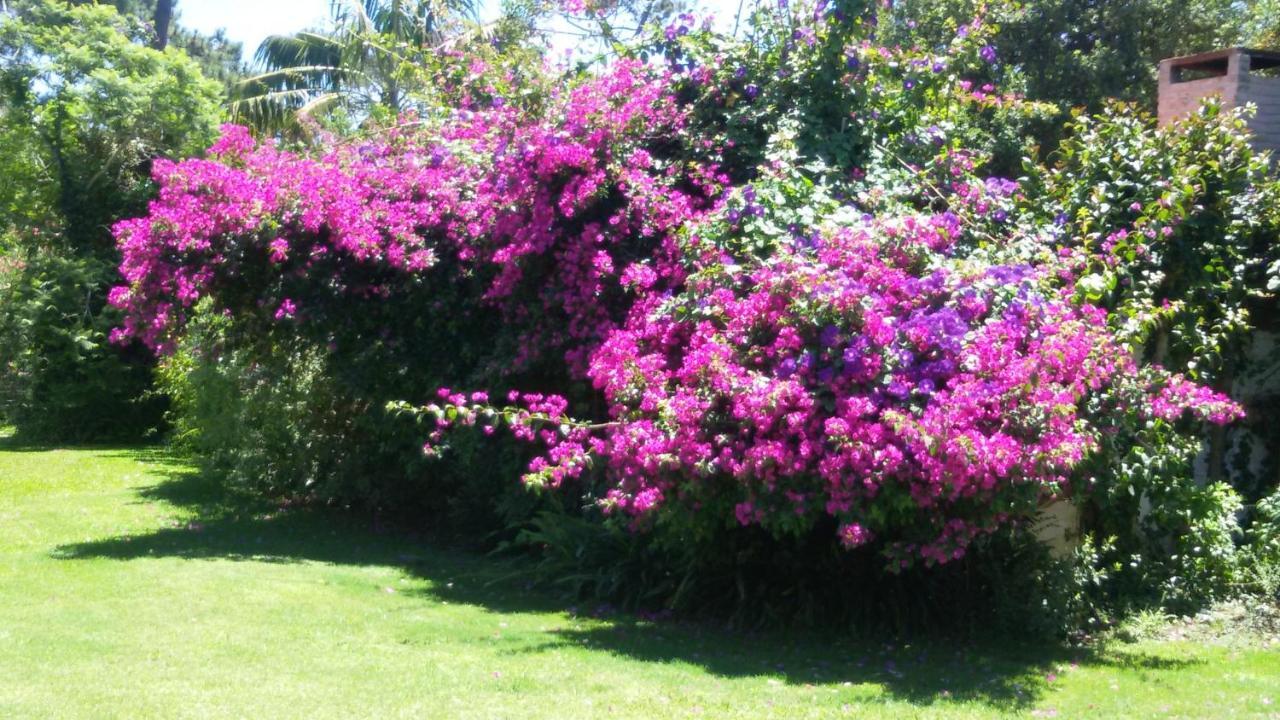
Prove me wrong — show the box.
[1158,47,1280,159]
[1158,56,1236,127]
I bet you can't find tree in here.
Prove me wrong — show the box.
[168,25,245,86]
[0,0,223,439]
[151,0,172,49]
[1244,0,1280,47]
[882,0,1255,112]
[0,0,222,250]
[232,0,480,132]
[65,0,245,83]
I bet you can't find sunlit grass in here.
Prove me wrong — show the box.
[1,435,1277,718]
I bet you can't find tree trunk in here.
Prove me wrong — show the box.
[152,0,174,50]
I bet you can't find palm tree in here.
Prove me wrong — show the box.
[231,0,478,133]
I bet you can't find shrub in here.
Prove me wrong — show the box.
[155,300,540,537]
[0,246,162,440]
[1243,489,1280,600]
[1029,101,1280,613]
[504,505,1100,637]
[112,0,1271,627]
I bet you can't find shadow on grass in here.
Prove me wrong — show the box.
[51,452,1203,711]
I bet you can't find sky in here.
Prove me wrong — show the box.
[177,0,742,64]
[178,0,333,59]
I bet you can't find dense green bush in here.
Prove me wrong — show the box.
[881,0,1272,113]
[1026,100,1280,614]
[156,300,545,539]
[0,246,160,440]
[0,0,222,440]
[501,506,1103,637]
[1243,489,1280,600]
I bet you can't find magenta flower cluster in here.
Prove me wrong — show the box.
[111,60,719,370]
[428,205,1242,565]
[110,52,1243,568]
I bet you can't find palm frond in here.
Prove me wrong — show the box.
[253,32,343,71]
[229,0,477,134]
[296,92,346,120]
[228,89,313,132]
[439,18,498,51]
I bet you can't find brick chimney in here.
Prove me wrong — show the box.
[1158,47,1280,156]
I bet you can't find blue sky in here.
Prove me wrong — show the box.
[177,0,743,63]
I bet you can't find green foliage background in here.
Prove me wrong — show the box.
[883,0,1279,113]
[0,0,222,439]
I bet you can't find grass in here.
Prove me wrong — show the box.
[1,435,1278,718]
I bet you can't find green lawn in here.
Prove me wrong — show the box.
[1,437,1277,719]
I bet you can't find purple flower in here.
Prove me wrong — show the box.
[778,357,798,377]
[820,326,841,350]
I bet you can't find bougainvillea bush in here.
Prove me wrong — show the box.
[411,182,1240,570]
[113,0,1275,626]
